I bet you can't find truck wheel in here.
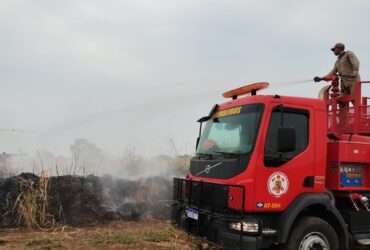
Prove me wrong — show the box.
[284,216,339,250]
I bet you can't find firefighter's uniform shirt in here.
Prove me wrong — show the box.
[327,51,360,95]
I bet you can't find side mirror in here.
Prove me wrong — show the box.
[277,128,296,152]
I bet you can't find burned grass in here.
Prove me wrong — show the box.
[0,174,192,249]
[0,173,172,228]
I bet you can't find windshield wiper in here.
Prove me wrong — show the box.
[197,152,216,159]
[212,151,242,158]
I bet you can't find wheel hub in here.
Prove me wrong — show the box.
[299,232,329,250]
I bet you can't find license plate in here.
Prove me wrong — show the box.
[185,208,199,220]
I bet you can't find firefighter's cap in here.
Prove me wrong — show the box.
[331,43,345,51]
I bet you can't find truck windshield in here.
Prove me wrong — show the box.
[197,104,264,156]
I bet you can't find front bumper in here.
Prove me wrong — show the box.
[172,205,272,250]
[171,178,276,249]
[219,230,262,250]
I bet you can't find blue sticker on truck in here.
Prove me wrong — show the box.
[340,165,363,187]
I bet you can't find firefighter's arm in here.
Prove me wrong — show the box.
[347,51,360,77]
[314,66,337,82]
[323,65,337,80]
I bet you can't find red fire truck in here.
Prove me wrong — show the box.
[172,77,370,250]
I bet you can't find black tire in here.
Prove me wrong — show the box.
[283,216,340,250]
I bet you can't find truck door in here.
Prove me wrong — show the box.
[254,105,314,212]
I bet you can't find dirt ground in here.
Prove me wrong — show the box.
[0,220,197,250]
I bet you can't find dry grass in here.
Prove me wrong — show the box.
[26,238,64,249]
[143,226,176,242]
[0,220,198,250]
[12,171,55,229]
[93,232,139,245]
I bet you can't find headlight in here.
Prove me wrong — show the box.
[229,221,259,233]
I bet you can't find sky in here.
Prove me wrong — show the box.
[1,0,370,157]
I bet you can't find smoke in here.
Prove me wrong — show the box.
[0,173,175,227]
[0,137,190,227]
[4,137,189,178]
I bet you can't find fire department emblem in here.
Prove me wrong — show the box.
[268,172,289,197]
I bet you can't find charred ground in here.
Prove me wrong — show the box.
[0,173,172,228]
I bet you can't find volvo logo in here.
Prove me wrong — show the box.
[204,165,212,174]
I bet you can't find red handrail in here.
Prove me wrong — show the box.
[325,78,370,136]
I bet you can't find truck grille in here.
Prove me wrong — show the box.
[173,178,245,212]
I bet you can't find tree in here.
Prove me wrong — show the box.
[120,147,144,177]
[70,139,105,175]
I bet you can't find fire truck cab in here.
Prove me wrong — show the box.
[172,78,370,250]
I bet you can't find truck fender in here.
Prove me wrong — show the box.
[278,193,349,250]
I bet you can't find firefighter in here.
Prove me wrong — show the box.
[314,43,360,96]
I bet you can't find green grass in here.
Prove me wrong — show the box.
[143,226,176,242]
[93,232,139,245]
